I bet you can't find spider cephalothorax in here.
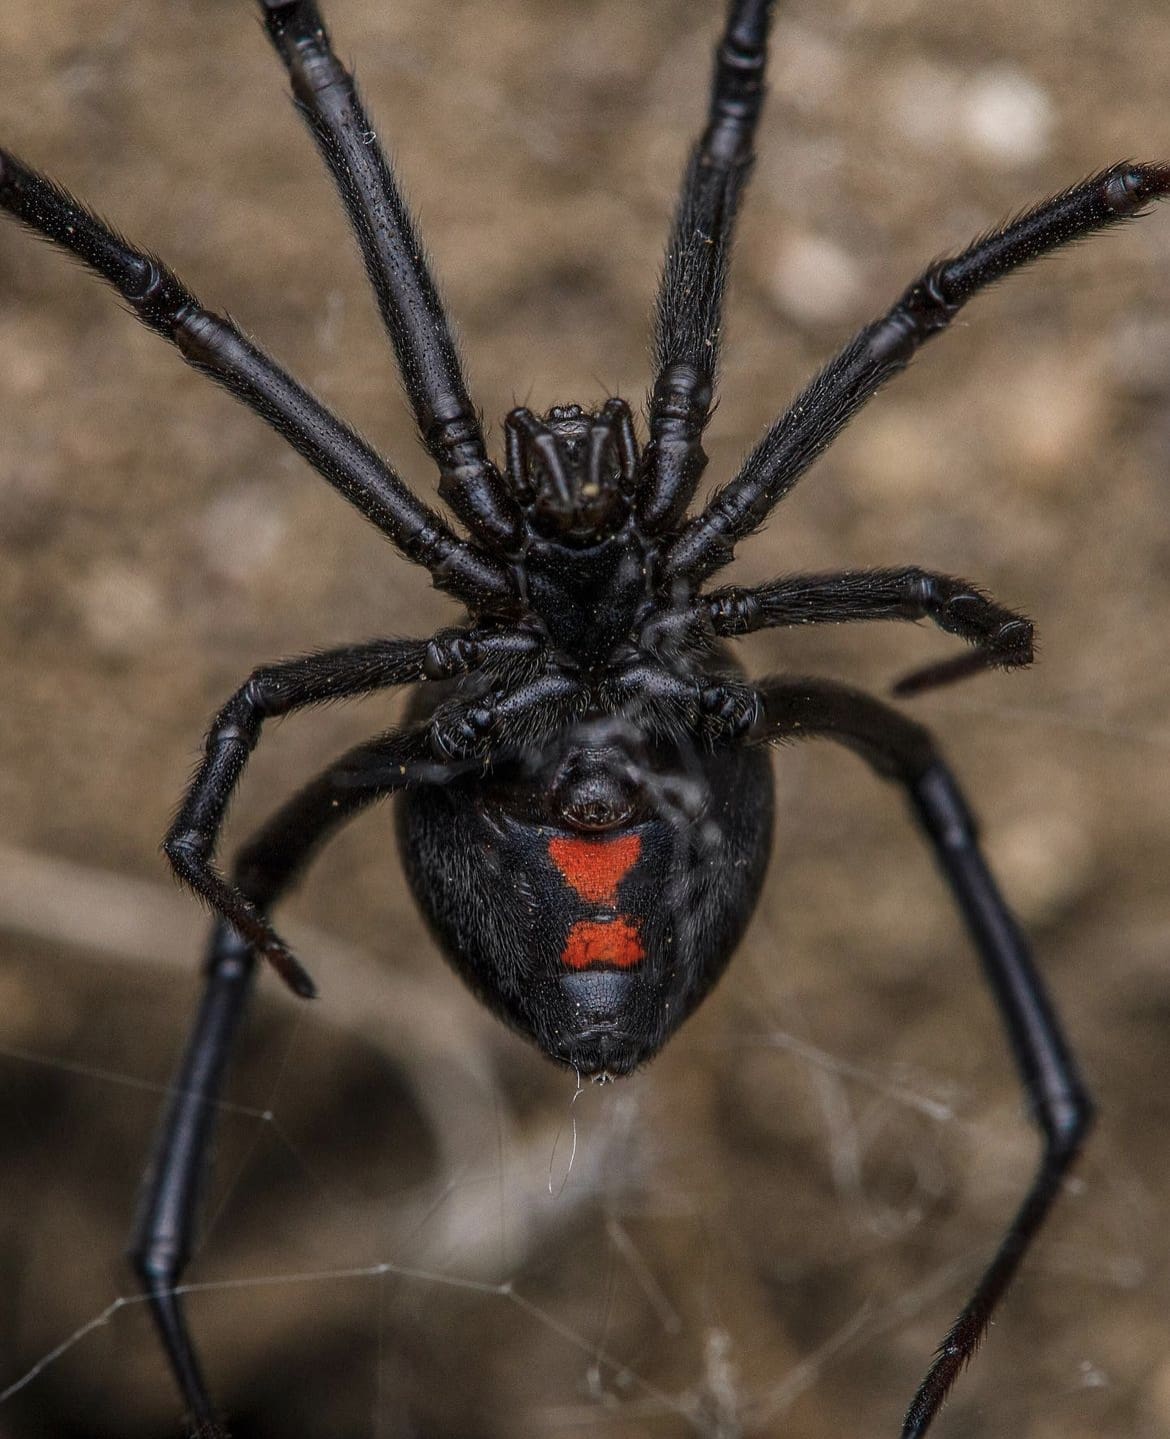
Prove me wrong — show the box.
[501,399,650,658]
[3,0,1165,1432]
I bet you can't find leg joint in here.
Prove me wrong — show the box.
[130,1243,184,1291]
[164,829,206,872]
[1044,1086,1096,1154]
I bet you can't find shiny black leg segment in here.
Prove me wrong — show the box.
[0,148,511,608]
[164,639,436,998]
[899,766,1092,1438]
[755,678,1093,1437]
[703,567,1033,694]
[663,162,1170,587]
[231,730,442,916]
[259,0,519,551]
[129,927,256,1439]
[639,0,775,532]
[133,730,442,1434]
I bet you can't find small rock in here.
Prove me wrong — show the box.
[960,65,1053,168]
[771,231,865,326]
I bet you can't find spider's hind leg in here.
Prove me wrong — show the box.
[755,679,1092,1436]
[129,926,255,1438]
[131,729,441,1433]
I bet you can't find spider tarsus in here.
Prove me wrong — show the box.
[893,595,1034,694]
[264,943,318,999]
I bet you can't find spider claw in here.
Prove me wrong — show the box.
[262,939,318,999]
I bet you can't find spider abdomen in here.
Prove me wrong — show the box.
[396,737,774,1077]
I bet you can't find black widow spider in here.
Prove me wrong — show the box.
[1,0,1166,1433]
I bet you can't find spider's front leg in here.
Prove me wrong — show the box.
[639,0,776,531]
[259,0,519,550]
[662,161,1170,590]
[0,150,513,609]
[163,633,514,993]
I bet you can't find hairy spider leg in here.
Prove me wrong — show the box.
[0,150,511,609]
[130,730,444,1437]
[162,635,485,995]
[754,679,1092,1437]
[260,0,519,552]
[2,0,1157,1428]
[638,0,776,532]
[165,626,551,996]
[702,567,1034,695]
[663,161,1170,589]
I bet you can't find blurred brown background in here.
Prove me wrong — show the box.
[2,0,1169,1435]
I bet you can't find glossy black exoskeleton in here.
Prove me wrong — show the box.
[399,713,774,1078]
[3,0,1166,1430]
[399,394,775,1077]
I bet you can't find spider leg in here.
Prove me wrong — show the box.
[130,727,448,1437]
[662,162,1170,588]
[164,639,431,997]
[259,0,519,551]
[0,151,511,609]
[702,567,1033,694]
[753,678,1092,1437]
[427,671,586,761]
[163,631,539,996]
[639,0,776,532]
[129,924,253,1438]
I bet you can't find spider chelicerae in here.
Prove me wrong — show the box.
[1,0,1166,1433]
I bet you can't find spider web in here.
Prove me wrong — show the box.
[2,0,1169,1433]
[2,203,1169,1439]
[0,658,1164,1439]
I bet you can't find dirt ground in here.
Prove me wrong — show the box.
[1,1,1169,1436]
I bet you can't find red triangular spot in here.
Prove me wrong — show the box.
[548,834,642,905]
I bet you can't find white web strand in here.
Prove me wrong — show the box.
[0,659,1164,1438]
[0,848,978,1424]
